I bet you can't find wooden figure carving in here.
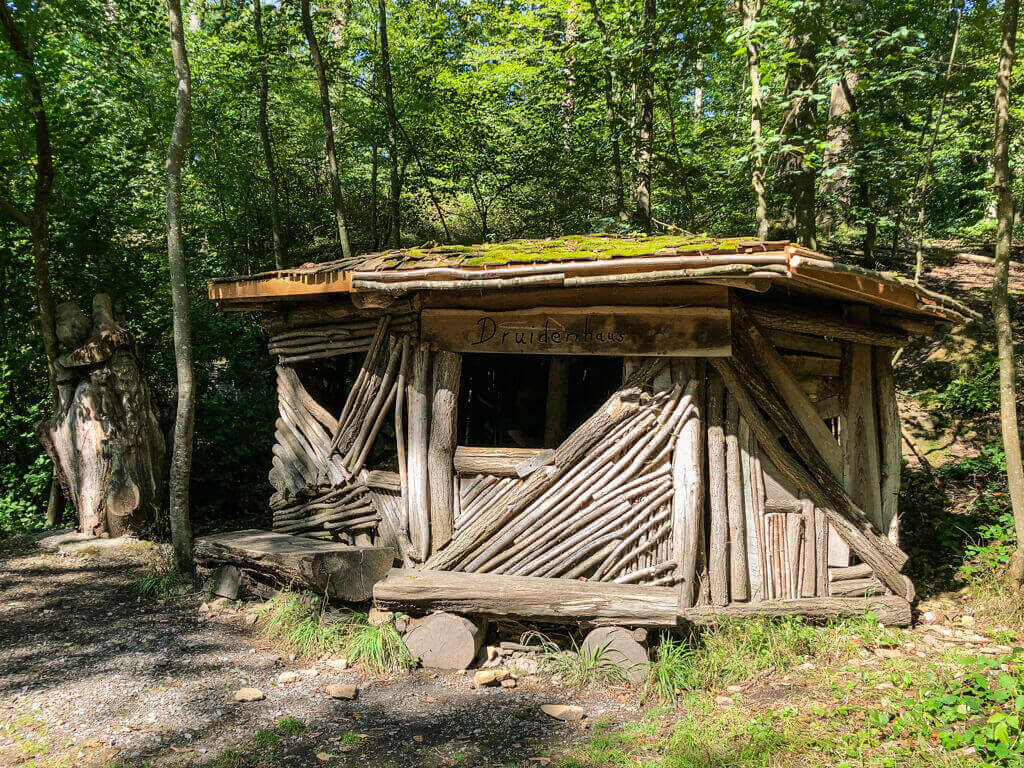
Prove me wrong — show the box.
[36,294,166,537]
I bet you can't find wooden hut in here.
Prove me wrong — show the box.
[205,235,977,628]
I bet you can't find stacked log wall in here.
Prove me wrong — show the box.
[258,292,911,621]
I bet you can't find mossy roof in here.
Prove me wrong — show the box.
[286,234,781,274]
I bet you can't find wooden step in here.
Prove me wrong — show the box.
[194,529,396,602]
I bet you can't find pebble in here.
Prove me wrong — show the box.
[473,669,510,687]
[277,671,300,684]
[325,684,358,700]
[233,688,264,702]
[540,704,586,722]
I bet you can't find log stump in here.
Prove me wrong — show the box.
[402,611,485,670]
[37,294,165,536]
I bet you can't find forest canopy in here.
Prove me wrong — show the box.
[0,0,1018,533]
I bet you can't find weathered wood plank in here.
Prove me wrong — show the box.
[420,306,731,357]
[428,350,461,554]
[374,568,680,627]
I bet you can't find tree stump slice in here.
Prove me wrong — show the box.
[402,611,485,670]
[581,626,650,684]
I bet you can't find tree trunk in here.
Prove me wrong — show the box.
[0,2,65,526]
[253,0,285,269]
[780,18,818,248]
[586,0,626,219]
[561,0,578,148]
[300,0,352,258]
[912,8,961,283]
[370,142,379,249]
[378,0,400,248]
[739,0,767,240]
[165,0,196,576]
[992,0,1024,583]
[634,0,655,232]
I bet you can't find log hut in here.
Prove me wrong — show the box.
[205,235,977,629]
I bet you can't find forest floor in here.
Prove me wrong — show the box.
[0,534,1021,768]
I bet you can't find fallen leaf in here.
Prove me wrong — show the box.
[316,751,335,760]
[169,746,193,754]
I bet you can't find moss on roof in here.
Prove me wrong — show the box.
[377,234,757,270]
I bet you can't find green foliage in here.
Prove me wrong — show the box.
[869,654,1024,767]
[253,729,279,748]
[256,592,351,657]
[344,615,415,674]
[935,360,1001,418]
[526,631,628,688]
[135,561,193,601]
[276,717,305,735]
[256,591,412,671]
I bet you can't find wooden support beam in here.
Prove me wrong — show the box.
[726,396,749,601]
[746,302,910,347]
[874,346,902,544]
[428,350,461,554]
[544,358,570,447]
[374,568,680,627]
[679,595,911,626]
[707,373,729,606]
[407,344,432,558]
[373,569,911,627]
[671,360,704,609]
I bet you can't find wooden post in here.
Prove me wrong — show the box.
[407,343,432,558]
[544,358,570,448]
[707,372,729,606]
[671,360,704,609]
[874,346,901,544]
[428,350,461,554]
[739,418,763,601]
[725,396,750,600]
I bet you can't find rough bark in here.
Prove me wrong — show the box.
[37,298,166,537]
[992,0,1024,582]
[378,0,400,247]
[634,0,656,231]
[585,0,626,218]
[165,0,196,575]
[300,0,352,258]
[253,0,285,269]
[428,350,460,554]
[780,15,819,248]
[740,0,767,239]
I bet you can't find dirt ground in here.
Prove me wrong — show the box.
[0,537,642,768]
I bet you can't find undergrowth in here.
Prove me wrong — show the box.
[256,591,412,672]
[526,631,629,688]
[134,556,192,601]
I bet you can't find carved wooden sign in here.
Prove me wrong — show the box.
[420,306,731,356]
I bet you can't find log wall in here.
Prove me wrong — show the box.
[260,293,910,619]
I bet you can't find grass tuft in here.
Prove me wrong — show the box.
[134,561,192,601]
[277,717,305,735]
[344,615,414,674]
[253,729,279,748]
[526,631,628,688]
[256,591,412,672]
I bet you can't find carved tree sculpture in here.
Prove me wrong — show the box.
[36,294,166,536]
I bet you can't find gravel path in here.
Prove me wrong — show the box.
[0,538,636,767]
